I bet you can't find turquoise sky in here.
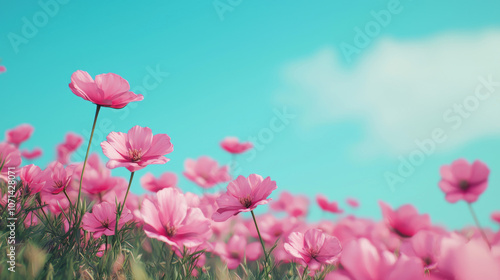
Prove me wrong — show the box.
[2,0,500,229]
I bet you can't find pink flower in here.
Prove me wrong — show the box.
[346,197,360,208]
[491,211,500,224]
[438,159,490,203]
[21,148,42,160]
[284,228,342,270]
[0,65,6,73]
[214,234,262,269]
[57,133,83,164]
[379,201,430,238]
[220,137,253,154]
[82,201,132,238]
[212,174,277,222]
[140,188,212,249]
[69,70,143,109]
[101,125,173,172]
[0,142,22,182]
[140,172,177,192]
[183,156,231,189]
[400,230,442,270]
[6,124,33,146]
[271,191,310,217]
[316,195,344,214]
[19,164,48,194]
[42,162,74,195]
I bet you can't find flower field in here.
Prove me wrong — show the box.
[1,71,500,279]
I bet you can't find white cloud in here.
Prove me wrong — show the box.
[278,30,500,156]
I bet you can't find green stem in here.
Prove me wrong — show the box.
[251,210,270,277]
[114,172,135,238]
[467,203,491,248]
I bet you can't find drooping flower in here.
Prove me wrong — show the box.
[212,174,277,222]
[220,137,253,154]
[140,188,212,249]
[21,148,43,160]
[19,164,48,194]
[5,124,33,146]
[183,156,230,189]
[271,191,310,217]
[438,159,490,203]
[316,195,344,214]
[101,125,173,172]
[42,162,74,195]
[346,197,360,208]
[379,201,430,238]
[284,228,342,270]
[213,234,262,269]
[57,133,83,164]
[0,142,22,182]
[82,201,133,238]
[140,172,177,192]
[69,70,144,109]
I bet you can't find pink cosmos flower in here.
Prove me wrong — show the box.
[82,201,133,238]
[214,234,262,269]
[101,125,173,172]
[140,188,212,249]
[346,197,360,208]
[379,201,430,238]
[0,65,6,73]
[21,148,42,160]
[19,164,48,194]
[491,211,500,224]
[212,174,277,222]
[183,156,231,189]
[271,191,310,217]
[220,137,253,154]
[140,172,177,192]
[316,195,344,214]
[0,142,22,182]
[57,133,83,164]
[438,159,490,203]
[400,230,442,270]
[69,70,143,109]
[284,228,342,270]
[42,162,74,195]
[6,124,33,146]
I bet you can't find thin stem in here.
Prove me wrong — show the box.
[76,105,101,215]
[467,202,491,248]
[63,190,73,222]
[251,210,270,277]
[114,172,135,238]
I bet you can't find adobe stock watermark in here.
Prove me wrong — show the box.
[212,0,243,21]
[6,167,17,272]
[384,75,500,192]
[7,0,71,54]
[339,0,404,63]
[72,64,169,162]
[231,106,296,175]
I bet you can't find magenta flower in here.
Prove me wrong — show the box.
[140,188,212,249]
[379,201,430,238]
[212,174,277,222]
[0,142,22,182]
[220,137,253,154]
[69,70,143,109]
[5,124,33,146]
[316,195,344,214]
[0,65,6,73]
[19,164,48,194]
[42,162,74,195]
[491,211,500,224]
[101,125,173,172]
[284,228,342,270]
[346,197,360,208]
[82,201,132,238]
[140,172,177,192]
[21,148,42,160]
[438,159,490,203]
[183,156,231,189]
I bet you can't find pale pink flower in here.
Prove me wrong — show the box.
[140,172,177,192]
[316,195,344,214]
[82,201,132,238]
[346,197,360,208]
[271,191,310,217]
[439,159,490,203]
[101,125,173,172]
[0,142,22,182]
[183,156,230,189]
[212,174,277,222]
[379,201,430,238]
[220,137,253,154]
[492,211,500,224]
[284,228,342,270]
[5,124,33,146]
[57,133,83,164]
[140,188,212,249]
[248,214,302,245]
[214,234,262,269]
[42,162,74,195]
[21,148,42,160]
[19,164,48,194]
[69,70,143,109]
